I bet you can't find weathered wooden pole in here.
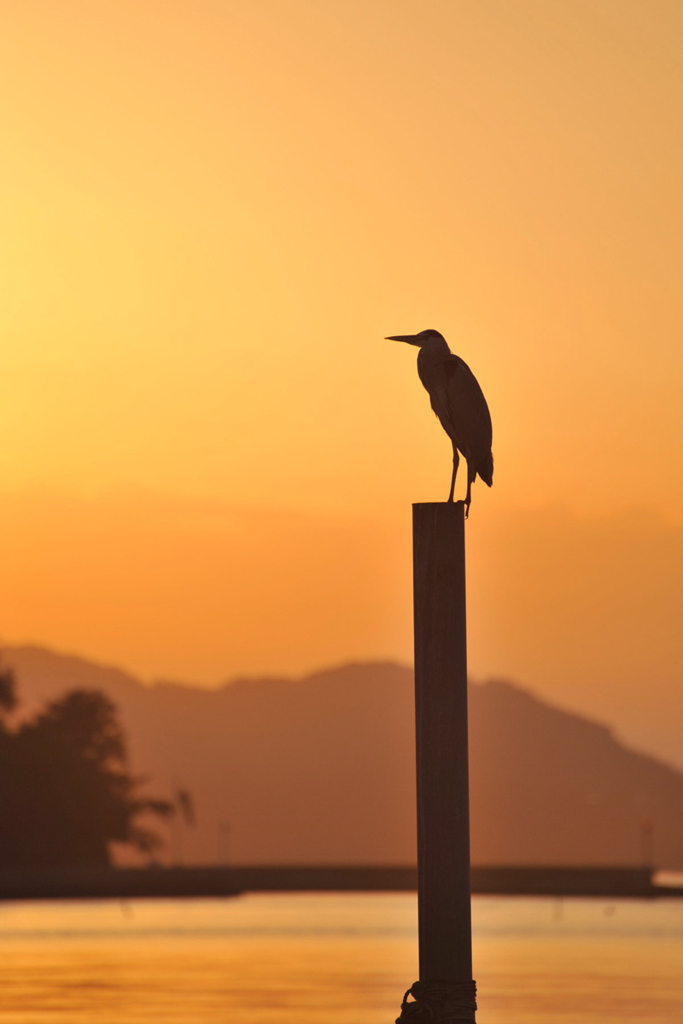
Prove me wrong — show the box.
[396,500,477,1024]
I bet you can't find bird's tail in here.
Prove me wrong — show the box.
[477,452,494,487]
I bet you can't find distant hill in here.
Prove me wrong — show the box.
[4,646,683,869]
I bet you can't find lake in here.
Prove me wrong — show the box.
[0,893,681,1022]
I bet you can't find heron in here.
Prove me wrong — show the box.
[387,329,493,515]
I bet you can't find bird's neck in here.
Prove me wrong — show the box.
[417,340,452,374]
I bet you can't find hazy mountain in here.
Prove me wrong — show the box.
[4,646,683,869]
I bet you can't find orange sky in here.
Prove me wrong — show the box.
[1,1,683,763]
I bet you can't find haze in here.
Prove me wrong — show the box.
[1,1,682,764]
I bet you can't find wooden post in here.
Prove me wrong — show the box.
[396,500,476,1023]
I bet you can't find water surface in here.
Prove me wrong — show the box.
[0,893,681,1022]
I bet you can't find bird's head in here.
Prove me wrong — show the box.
[386,328,449,351]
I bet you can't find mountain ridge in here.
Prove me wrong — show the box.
[3,645,683,869]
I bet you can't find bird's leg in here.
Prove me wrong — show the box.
[448,447,459,503]
[464,467,474,518]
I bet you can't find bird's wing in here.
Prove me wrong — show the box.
[443,356,493,461]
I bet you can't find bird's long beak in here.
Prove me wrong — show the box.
[386,334,421,345]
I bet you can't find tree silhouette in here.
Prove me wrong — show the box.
[0,669,172,867]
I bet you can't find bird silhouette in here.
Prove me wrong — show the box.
[387,329,493,515]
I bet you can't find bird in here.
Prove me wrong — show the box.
[387,329,493,515]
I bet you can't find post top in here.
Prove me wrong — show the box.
[412,501,466,510]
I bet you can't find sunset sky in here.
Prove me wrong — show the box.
[2,1,683,765]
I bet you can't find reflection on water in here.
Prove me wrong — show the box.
[0,893,681,1022]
